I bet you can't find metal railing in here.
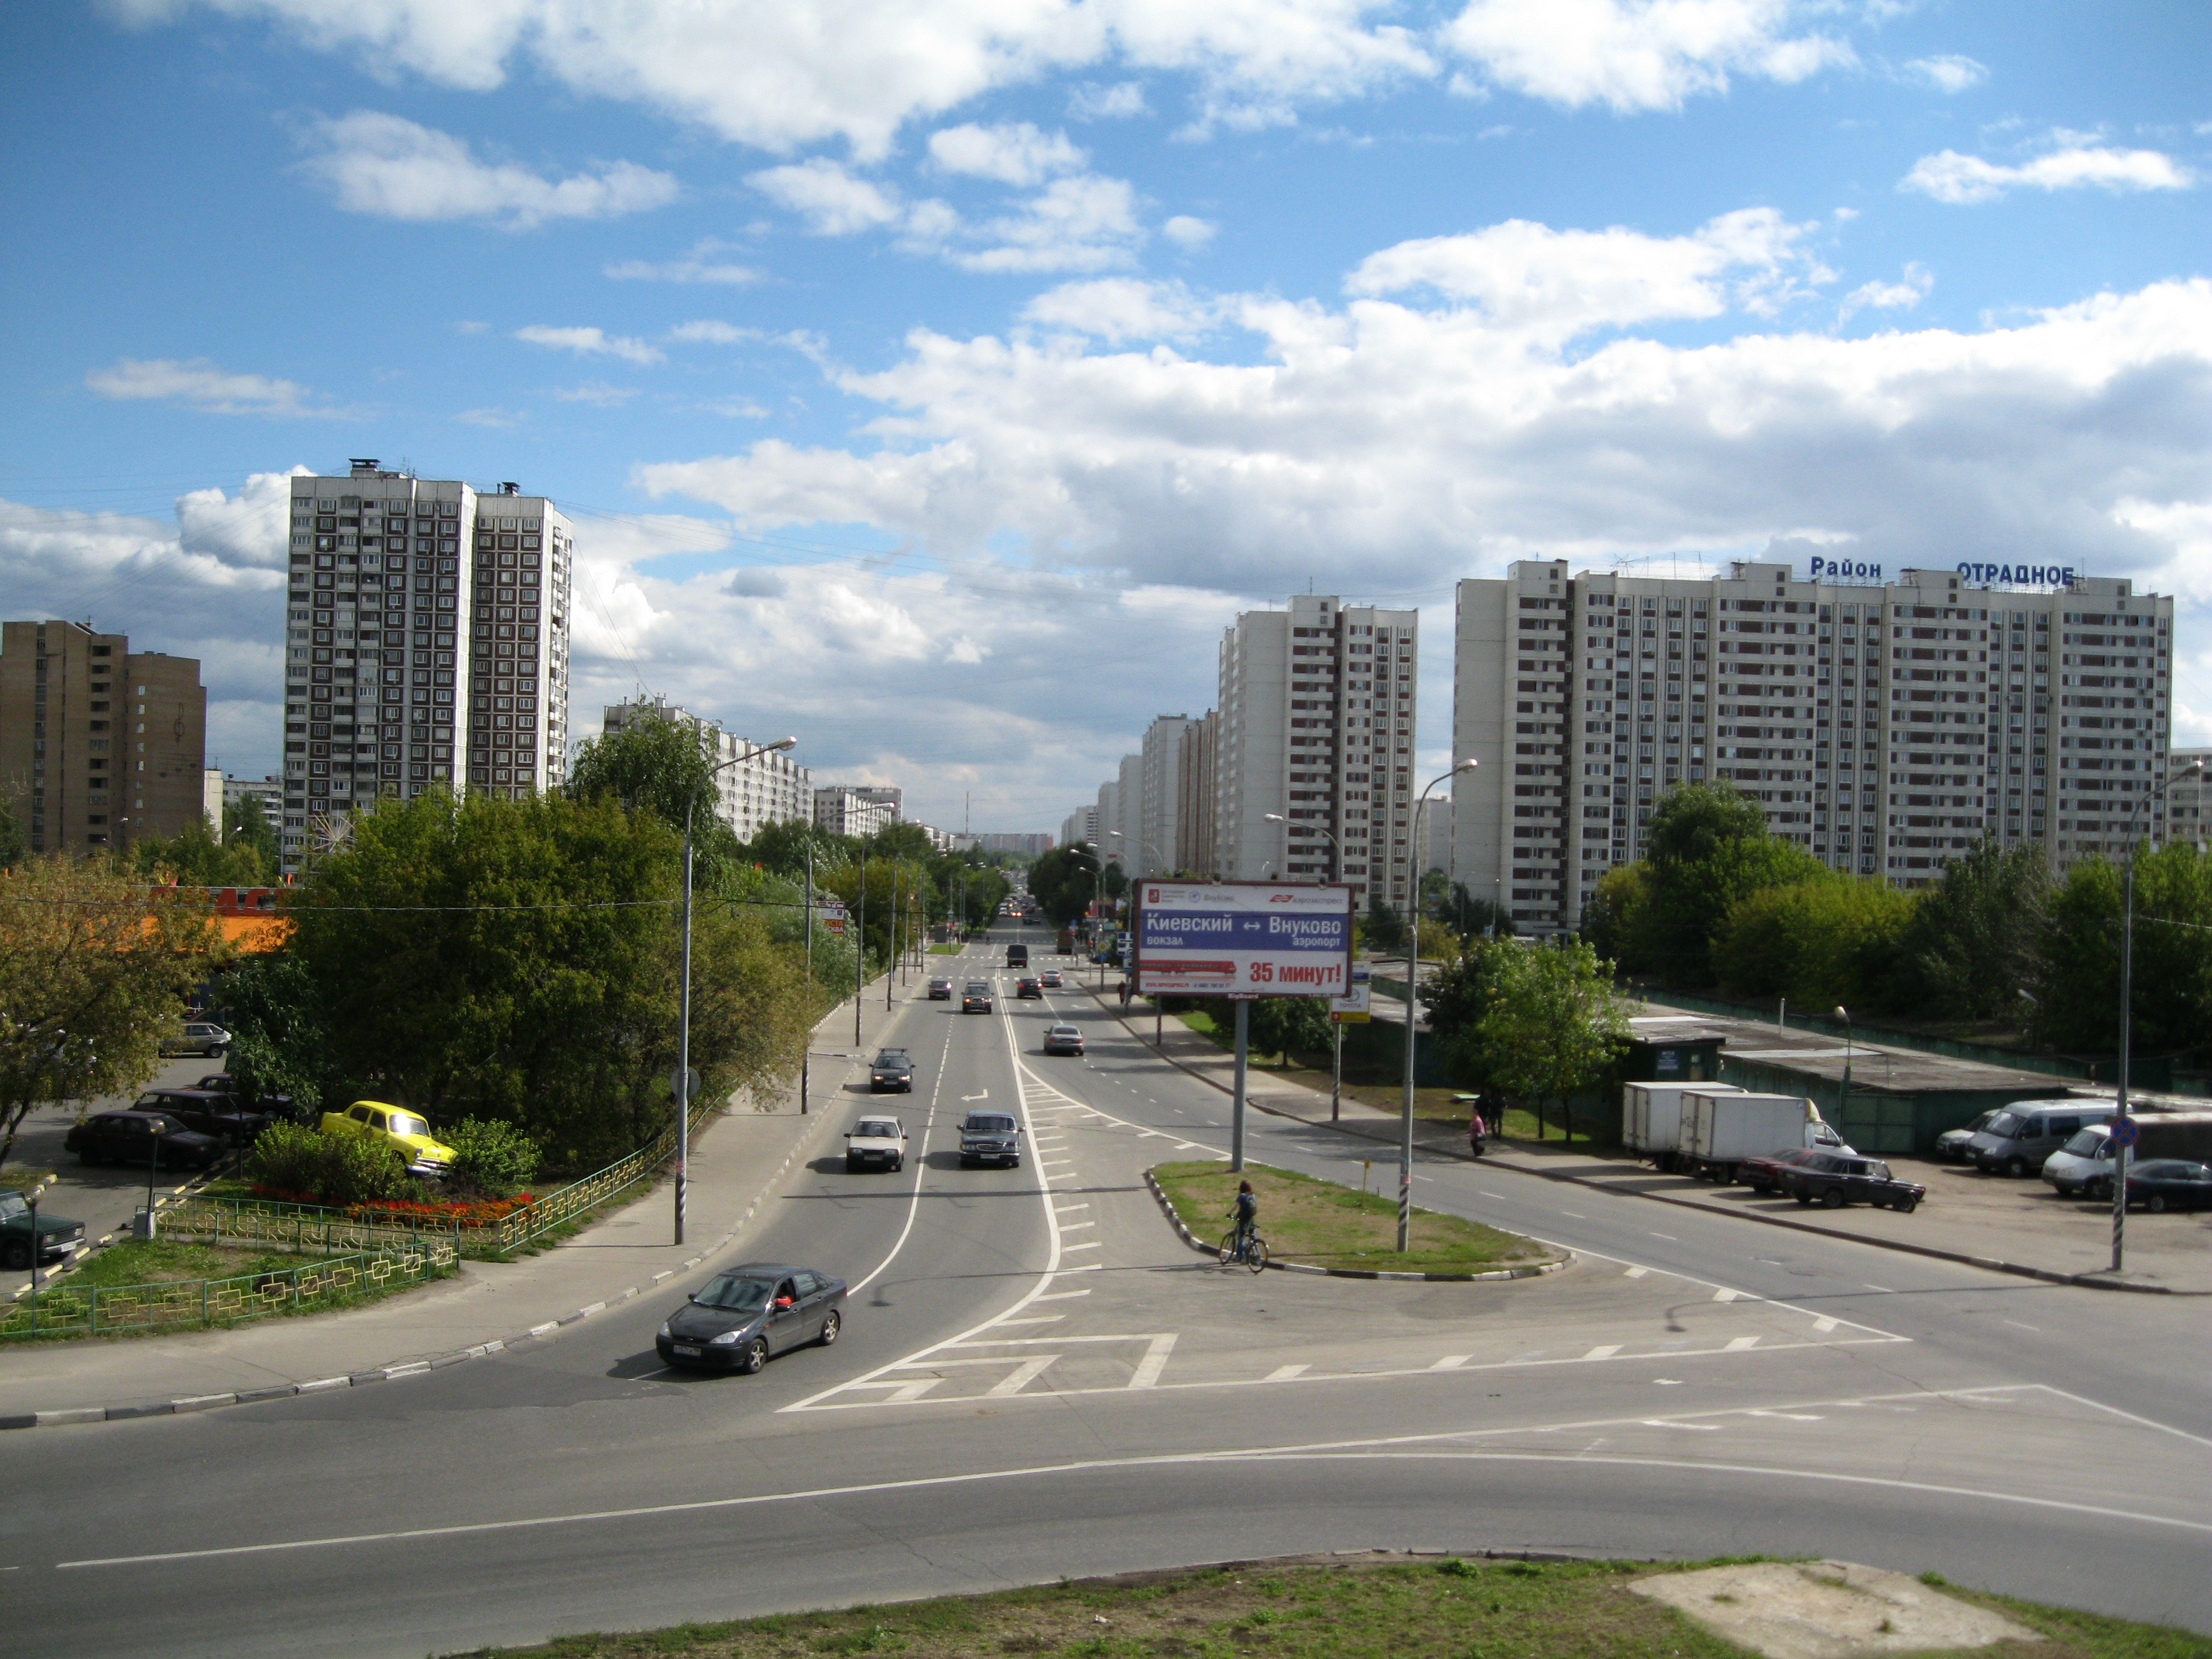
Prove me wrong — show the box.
[0,1239,456,1341]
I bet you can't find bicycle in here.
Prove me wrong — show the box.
[1217,1224,1269,1273]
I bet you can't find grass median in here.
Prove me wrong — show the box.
[1150,1159,1556,1275]
[445,1553,2206,1659]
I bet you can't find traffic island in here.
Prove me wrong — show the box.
[1147,1159,1566,1281]
[447,1552,2199,1659]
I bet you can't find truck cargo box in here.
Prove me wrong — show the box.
[1624,1081,1744,1167]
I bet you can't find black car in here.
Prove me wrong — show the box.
[1016,977,1044,999]
[959,1111,1022,1168]
[927,978,954,1001]
[1,1188,85,1270]
[64,1110,221,1171]
[655,1264,846,1373]
[1780,1151,1924,1212]
[869,1048,914,1093]
[961,980,993,1014]
[129,1088,272,1147]
[2125,1159,2212,1213]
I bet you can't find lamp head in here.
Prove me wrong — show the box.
[1264,813,1287,823]
[767,736,798,752]
[1455,757,1479,773]
[1834,1006,1849,1022]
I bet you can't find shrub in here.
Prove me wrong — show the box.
[445,1116,541,1195]
[243,1121,409,1206]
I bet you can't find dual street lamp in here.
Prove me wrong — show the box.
[1399,759,1476,1251]
[675,736,797,1245]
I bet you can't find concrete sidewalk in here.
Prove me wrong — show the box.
[0,975,914,1429]
[1090,988,2212,1297]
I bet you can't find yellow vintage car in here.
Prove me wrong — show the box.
[319,1101,457,1176]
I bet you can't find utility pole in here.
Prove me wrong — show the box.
[800,836,813,1115]
[856,837,867,1048]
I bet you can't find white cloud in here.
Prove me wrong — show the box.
[665,321,759,346]
[605,240,762,283]
[1023,278,1220,342]
[1902,142,2194,204]
[553,382,640,406]
[1442,0,1854,113]
[125,0,1430,160]
[515,325,666,364]
[298,111,678,228]
[457,406,525,426]
[1344,207,1826,341]
[1838,262,1932,322]
[947,174,1146,274]
[1069,80,1148,119]
[928,122,1087,186]
[1904,53,1986,94]
[1163,214,1217,250]
[85,357,334,417]
[748,158,903,235]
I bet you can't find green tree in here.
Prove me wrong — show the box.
[1418,936,1520,1093]
[1580,863,1647,965]
[1363,897,1407,954]
[213,950,344,1114]
[1711,875,1915,1014]
[1897,838,2051,1021]
[2032,843,2212,1057]
[1245,996,1333,1065]
[568,709,743,888]
[1030,845,1099,929]
[739,819,850,880]
[1632,781,1827,985]
[1441,882,1516,940]
[124,816,275,887]
[1476,938,1632,1141]
[0,856,226,1164]
[0,797,25,868]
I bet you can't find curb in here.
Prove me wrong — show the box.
[0,1024,879,1431]
[1141,1170,1568,1284]
[1090,990,2205,1300]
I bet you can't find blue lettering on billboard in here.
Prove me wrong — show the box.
[1808,556,1882,582]
[1953,562,2077,587]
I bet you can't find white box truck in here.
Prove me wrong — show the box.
[1680,1091,1850,1183]
[1624,1082,1744,1172]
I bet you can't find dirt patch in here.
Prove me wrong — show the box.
[1631,1560,2043,1658]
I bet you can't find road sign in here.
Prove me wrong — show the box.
[672,1067,701,1103]
[1134,881,1354,998]
[1331,962,1372,1024]
[2110,1116,2140,1148]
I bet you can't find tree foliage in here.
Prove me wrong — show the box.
[1711,874,1914,1014]
[1615,781,1828,985]
[0,856,225,1164]
[1474,938,1632,1141]
[2031,843,2212,1057]
[568,709,743,889]
[122,811,276,888]
[1439,882,1516,940]
[1418,937,1520,1093]
[1030,845,1099,929]
[1897,839,2050,1021]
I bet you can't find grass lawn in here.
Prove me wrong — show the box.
[62,1236,307,1287]
[443,1554,2208,1659]
[1150,1159,1554,1275]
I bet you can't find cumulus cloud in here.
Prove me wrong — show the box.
[552,382,640,406]
[605,240,762,283]
[748,158,904,234]
[515,325,666,364]
[947,173,1145,273]
[1069,80,1148,119]
[1904,53,1986,94]
[1344,207,1828,340]
[1442,0,1854,112]
[85,357,335,417]
[298,111,678,228]
[665,321,759,346]
[928,121,1087,185]
[1838,263,1932,321]
[1023,278,1221,342]
[1163,214,1217,250]
[1902,141,2194,204]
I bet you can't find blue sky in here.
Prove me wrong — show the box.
[4,1,2208,832]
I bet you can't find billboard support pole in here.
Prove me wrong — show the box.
[1332,1021,1342,1122]
[1231,1000,1248,1173]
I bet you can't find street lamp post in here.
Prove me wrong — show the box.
[1834,1006,1852,1130]
[2112,757,2204,1272]
[801,834,814,1116]
[1399,760,1477,1252]
[676,735,797,1245]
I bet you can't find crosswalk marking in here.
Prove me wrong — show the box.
[1430,1355,1471,1370]
[1265,1364,1310,1381]
[985,1356,1060,1397]
[1129,1334,1178,1389]
[1583,1344,1622,1360]
[1724,1335,1761,1351]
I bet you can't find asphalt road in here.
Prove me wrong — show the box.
[6,927,2209,1657]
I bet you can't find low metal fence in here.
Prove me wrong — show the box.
[161,1096,724,1256]
[0,1239,457,1341]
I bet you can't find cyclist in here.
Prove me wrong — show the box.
[1228,1180,1258,1262]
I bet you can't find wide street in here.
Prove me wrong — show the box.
[5,923,2209,1658]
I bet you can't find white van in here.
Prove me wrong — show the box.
[2043,1112,2212,1199]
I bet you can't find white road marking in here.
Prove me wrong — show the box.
[1266,1364,1311,1382]
[1865,1283,1894,1293]
[1059,1221,1096,1233]
[1649,1232,1677,1241]
[1128,1334,1178,1389]
[994,1316,1064,1327]
[1643,1420,1721,1431]
[1583,1344,1622,1360]
[1430,1355,1471,1371]
[1062,1240,1102,1252]
[1724,1335,1761,1352]
[962,1092,990,1101]
[986,1356,1061,1397]
[1033,1289,1091,1302]
[2003,1319,2040,1333]
[1813,1316,1839,1333]
[1712,1288,1741,1302]
[1623,1267,1649,1279]
[1560,1211,1586,1219]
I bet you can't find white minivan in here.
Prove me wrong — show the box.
[2044,1112,2212,1200]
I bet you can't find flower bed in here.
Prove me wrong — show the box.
[248,1185,536,1227]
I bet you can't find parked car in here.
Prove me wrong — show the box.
[0,1188,85,1271]
[869,1048,914,1093]
[1042,1024,1085,1057]
[2044,1114,2212,1200]
[1967,1101,2106,1178]
[962,980,994,1014]
[655,1264,846,1373]
[1780,1151,1925,1212]
[1936,1108,2003,1164]
[64,1110,221,1171]
[158,1021,230,1058]
[1040,968,1064,990]
[1736,1145,1825,1194]
[958,1111,1023,1168]
[318,1100,457,1176]
[927,977,954,1001]
[128,1088,272,1148]
[2124,1160,2212,1213]
[844,1117,908,1173]
[1016,977,1044,999]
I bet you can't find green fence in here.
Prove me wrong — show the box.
[0,1238,456,1341]
[161,1094,725,1258]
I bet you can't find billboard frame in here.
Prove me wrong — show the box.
[1131,879,1356,1002]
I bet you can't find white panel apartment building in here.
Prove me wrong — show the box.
[1134,715,1192,879]
[1452,558,2176,933]
[814,787,894,839]
[281,461,572,872]
[1215,593,1419,910]
[1058,803,1101,850]
[602,697,813,840]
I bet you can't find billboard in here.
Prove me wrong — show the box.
[1135,882,1354,997]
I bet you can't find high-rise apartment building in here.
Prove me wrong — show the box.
[1134,715,1191,879]
[814,787,894,839]
[1215,593,1419,909]
[602,698,813,841]
[1175,711,1218,877]
[2170,749,2210,847]
[0,621,207,853]
[1058,803,1101,850]
[1452,558,2176,933]
[819,784,901,821]
[280,461,573,872]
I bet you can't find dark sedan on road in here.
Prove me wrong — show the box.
[1737,1145,1823,1194]
[1016,977,1044,999]
[927,977,954,1000]
[64,1111,222,1171]
[1780,1152,1924,1212]
[2125,1160,2212,1213]
[656,1264,846,1373]
[959,1111,1022,1168]
[869,1048,914,1093]
[129,1088,272,1147]
[962,980,993,1014]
